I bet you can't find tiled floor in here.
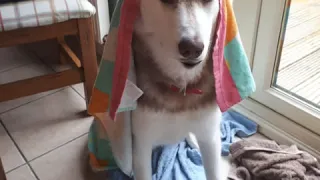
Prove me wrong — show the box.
[0,46,106,180]
[0,46,268,180]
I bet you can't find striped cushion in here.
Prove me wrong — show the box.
[0,0,28,5]
[0,0,96,32]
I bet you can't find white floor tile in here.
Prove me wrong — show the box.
[6,165,36,180]
[30,135,106,180]
[1,88,93,160]
[72,83,85,98]
[0,61,57,114]
[0,62,52,85]
[0,124,25,172]
[0,47,36,73]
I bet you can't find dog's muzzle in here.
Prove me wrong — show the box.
[180,60,202,68]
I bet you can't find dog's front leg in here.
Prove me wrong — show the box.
[133,135,152,180]
[198,132,224,180]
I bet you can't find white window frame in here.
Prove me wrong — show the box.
[232,0,320,158]
[250,0,320,133]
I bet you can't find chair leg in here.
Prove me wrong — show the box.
[78,18,98,106]
[0,158,6,180]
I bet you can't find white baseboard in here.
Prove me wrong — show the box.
[232,99,320,160]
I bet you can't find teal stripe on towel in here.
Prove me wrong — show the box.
[224,35,256,99]
[95,60,115,94]
[88,121,117,168]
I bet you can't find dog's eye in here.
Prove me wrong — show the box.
[161,0,178,5]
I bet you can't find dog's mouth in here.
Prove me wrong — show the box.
[181,60,202,68]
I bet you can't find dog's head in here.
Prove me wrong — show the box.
[135,0,219,86]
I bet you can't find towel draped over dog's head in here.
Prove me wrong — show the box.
[88,0,255,121]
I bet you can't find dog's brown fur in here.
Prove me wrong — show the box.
[132,32,216,113]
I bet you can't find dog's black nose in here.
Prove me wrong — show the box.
[178,38,204,59]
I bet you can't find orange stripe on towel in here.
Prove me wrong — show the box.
[89,153,109,167]
[88,88,109,115]
[224,0,238,45]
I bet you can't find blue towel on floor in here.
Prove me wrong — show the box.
[107,110,257,180]
[220,111,258,156]
[108,142,205,180]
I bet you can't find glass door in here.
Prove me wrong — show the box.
[251,0,320,134]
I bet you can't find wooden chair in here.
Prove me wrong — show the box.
[0,1,98,177]
[0,0,98,105]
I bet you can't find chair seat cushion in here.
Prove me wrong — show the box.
[0,0,96,32]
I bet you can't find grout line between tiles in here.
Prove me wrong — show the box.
[23,41,92,102]
[4,163,26,174]
[0,62,34,74]
[0,120,40,180]
[19,47,55,74]
[24,43,85,101]
[1,47,90,178]
[27,132,89,163]
[0,47,65,115]
[0,88,65,115]
[23,46,57,73]
[0,46,43,74]
[24,44,77,75]
[70,85,85,99]
[0,119,89,179]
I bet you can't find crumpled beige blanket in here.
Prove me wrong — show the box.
[228,139,320,180]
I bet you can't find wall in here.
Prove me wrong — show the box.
[233,0,261,67]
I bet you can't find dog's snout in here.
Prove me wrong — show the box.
[178,38,204,59]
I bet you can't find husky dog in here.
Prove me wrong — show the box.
[132,0,223,179]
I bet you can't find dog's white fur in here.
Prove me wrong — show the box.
[132,0,223,180]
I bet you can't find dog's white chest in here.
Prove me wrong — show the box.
[132,105,221,147]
